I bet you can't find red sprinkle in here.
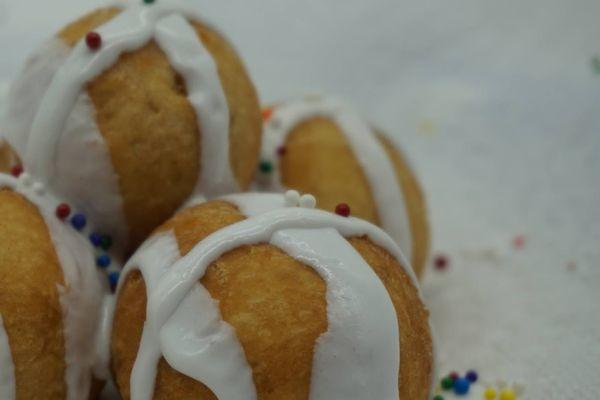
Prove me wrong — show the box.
[434,254,448,270]
[513,235,526,249]
[262,107,274,122]
[277,146,287,156]
[10,164,23,177]
[449,371,460,381]
[86,32,102,50]
[56,203,71,220]
[335,203,351,217]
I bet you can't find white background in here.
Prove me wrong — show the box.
[1,0,599,398]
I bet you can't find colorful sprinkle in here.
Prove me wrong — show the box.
[89,232,102,247]
[334,203,351,217]
[32,182,45,195]
[96,254,111,269]
[143,0,155,4]
[262,107,274,122]
[449,371,460,381]
[56,203,71,220]
[277,146,287,156]
[484,387,497,399]
[434,254,448,270]
[19,173,32,187]
[108,271,120,291]
[71,213,87,230]
[512,235,525,249]
[499,389,516,400]
[433,396,444,400]
[284,190,301,207]
[466,370,478,383]
[591,56,600,74]
[299,194,316,209]
[259,160,273,173]
[100,235,113,251]
[453,377,470,395]
[10,164,23,178]
[85,32,102,50]
[441,377,454,390]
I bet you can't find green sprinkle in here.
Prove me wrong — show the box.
[259,160,273,173]
[441,377,454,390]
[591,56,600,75]
[433,395,444,400]
[100,235,113,251]
[143,0,155,4]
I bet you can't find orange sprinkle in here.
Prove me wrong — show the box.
[262,107,274,122]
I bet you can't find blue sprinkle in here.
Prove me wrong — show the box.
[96,254,111,269]
[70,213,87,231]
[108,271,120,290]
[466,370,478,383]
[89,232,102,247]
[453,378,470,396]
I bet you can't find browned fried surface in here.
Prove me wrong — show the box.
[57,8,261,249]
[0,190,66,398]
[378,133,430,277]
[0,140,20,174]
[349,237,433,399]
[112,200,433,399]
[279,117,430,277]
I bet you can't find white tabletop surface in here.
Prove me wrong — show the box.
[1,0,599,398]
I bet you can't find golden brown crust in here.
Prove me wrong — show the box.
[279,116,430,277]
[57,8,261,249]
[377,133,430,278]
[0,189,67,398]
[281,117,379,222]
[348,238,433,399]
[112,200,433,399]
[0,140,20,174]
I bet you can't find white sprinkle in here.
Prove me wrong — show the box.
[299,194,316,209]
[19,173,32,187]
[33,182,45,195]
[284,190,300,207]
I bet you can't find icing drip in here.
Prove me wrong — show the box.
[271,228,399,399]
[123,232,256,400]
[0,174,104,399]
[56,92,128,255]
[4,0,237,249]
[153,14,237,194]
[93,295,116,381]
[260,97,413,261]
[118,192,429,399]
[0,315,15,400]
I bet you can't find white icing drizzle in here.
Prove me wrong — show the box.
[259,97,414,261]
[0,174,104,399]
[93,295,116,381]
[0,315,15,400]
[3,0,237,250]
[117,192,435,399]
[272,228,399,399]
[56,92,129,255]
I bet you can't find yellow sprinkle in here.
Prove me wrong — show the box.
[418,119,435,135]
[500,389,516,400]
[484,387,497,399]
